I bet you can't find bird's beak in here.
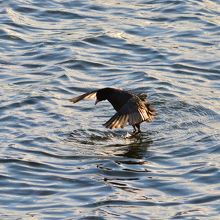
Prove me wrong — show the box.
[95,99,100,105]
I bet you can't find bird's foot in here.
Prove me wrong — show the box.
[132,129,141,135]
[125,131,141,139]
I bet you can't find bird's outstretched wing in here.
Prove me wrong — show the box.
[69,91,97,103]
[104,96,155,129]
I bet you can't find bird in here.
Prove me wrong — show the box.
[69,87,156,134]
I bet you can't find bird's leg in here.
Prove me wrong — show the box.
[132,125,137,134]
[131,124,141,135]
[135,124,141,134]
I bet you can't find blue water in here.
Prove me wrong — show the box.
[0,0,220,219]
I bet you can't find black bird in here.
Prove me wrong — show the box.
[69,88,155,134]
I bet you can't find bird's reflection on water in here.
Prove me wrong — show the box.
[66,129,153,192]
[95,132,153,194]
[119,134,153,159]
[99,131,153,159]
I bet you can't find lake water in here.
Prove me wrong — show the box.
[0,0,220,219]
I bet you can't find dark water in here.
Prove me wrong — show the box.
[1,0,220,219]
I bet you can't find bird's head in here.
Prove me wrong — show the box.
[95,88,110,105]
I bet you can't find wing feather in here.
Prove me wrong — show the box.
[104,96,155,129]
[69,91,97,103]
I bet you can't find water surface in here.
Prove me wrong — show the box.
[0,0,220,219]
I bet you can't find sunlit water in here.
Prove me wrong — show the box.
[0,0,220,219]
